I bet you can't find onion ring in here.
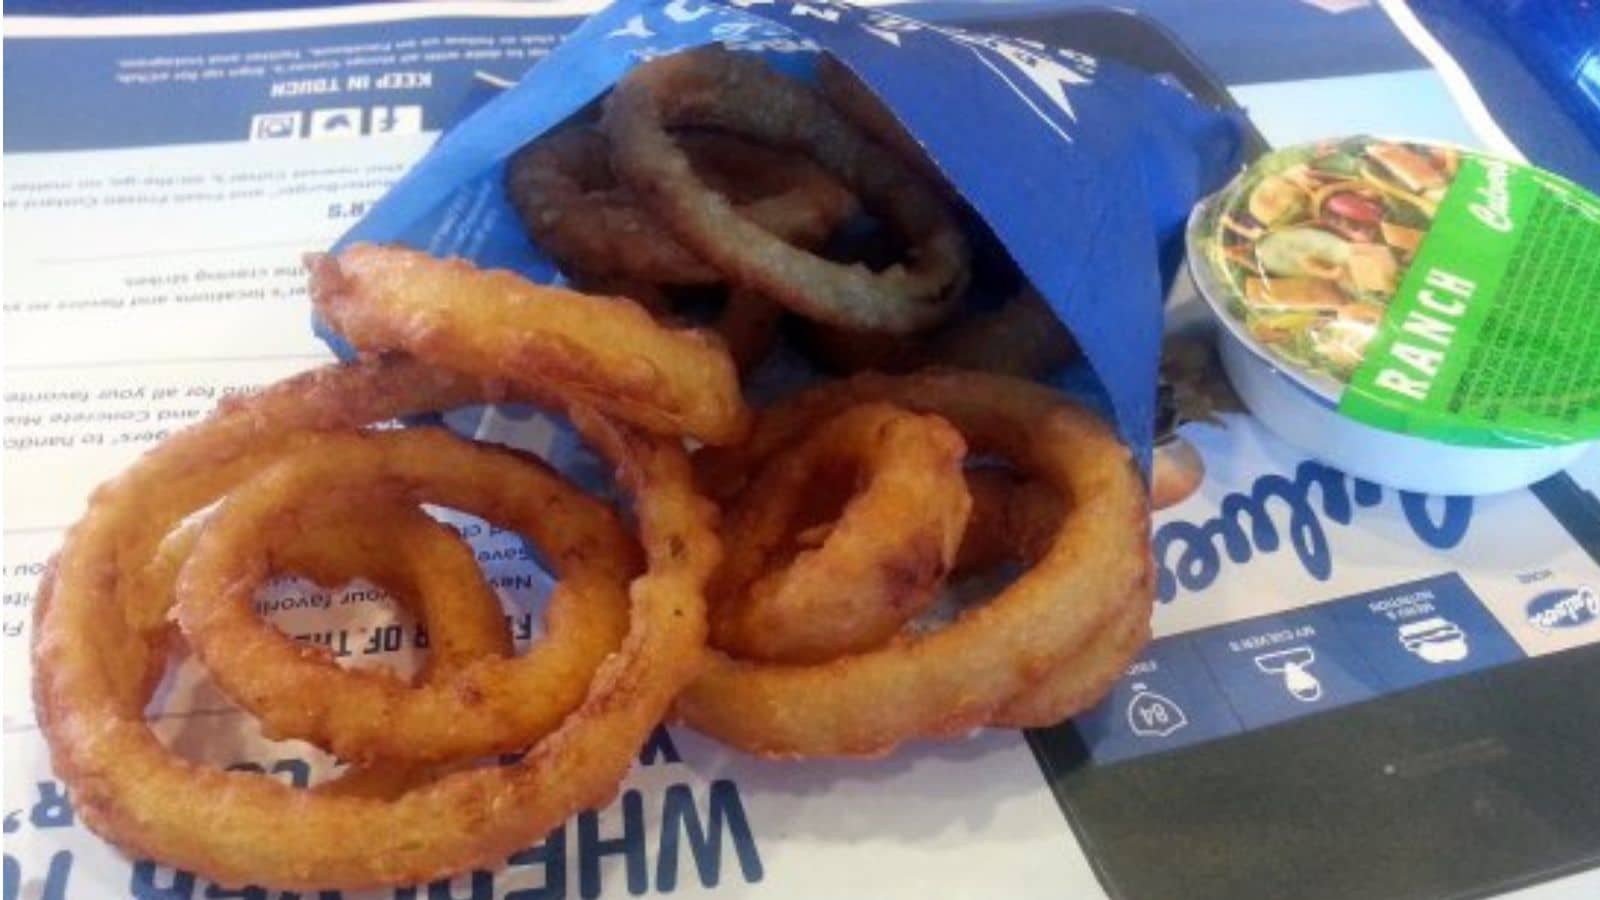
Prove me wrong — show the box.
[32,358,719,889]
[56,357,492,717]
[506,126,858,285]
[603,47,969,334]
[803,287,1080,377]
[256,499,514,680]
[309,243,751,445]
[255,499,514,796]
[989,588,1152,728]
[568,276,784,375]
[137,496,515,798]
[175,428,637,765]
[709,403,971,664]
[938,466,1151,730]
[506,125,715,285]
[677,370,1151,757]
[711,290,786,373]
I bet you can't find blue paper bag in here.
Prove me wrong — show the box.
[328,0,1245,465]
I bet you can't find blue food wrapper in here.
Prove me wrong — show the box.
[324,0,1244,466]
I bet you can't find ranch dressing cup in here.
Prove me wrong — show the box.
[1187,136,1600,495]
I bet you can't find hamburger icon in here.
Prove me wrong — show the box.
[1398,617,1469,664]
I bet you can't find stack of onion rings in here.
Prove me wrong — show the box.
[32,37,1159,894]
[501,48,1080,378]
[34,348,720,887]
[505,123,857,371]
[685,370,1153,756]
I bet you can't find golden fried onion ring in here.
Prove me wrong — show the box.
[710,403,971,664]
[678,371,1152,757]
[245,498,515,797]
[310,244,750,445]
[32,359,719,889]
[603,48,969,334]
[137,495,519,799]
[254,499,515,681]
[175,429,637,766]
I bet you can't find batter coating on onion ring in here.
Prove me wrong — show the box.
[245,499,516,797]
[310,243,751,445]
[710,402,972,664]
[175,429,638,766]
[139,496,522,799]
[567,274,784,375]
[251,500,515,682]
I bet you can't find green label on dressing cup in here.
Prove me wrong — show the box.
[1190,135,1600,450]
[1342,157,1600,447]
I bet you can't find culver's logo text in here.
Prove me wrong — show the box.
[1153,460,1473,604]
[1526,587,1600,632]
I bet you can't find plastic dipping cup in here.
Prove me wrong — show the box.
[1186,135,1598,496]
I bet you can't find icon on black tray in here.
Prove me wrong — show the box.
[1254,646,1323,703]
[1399,617,1469,663]
[1126,683,1188,738]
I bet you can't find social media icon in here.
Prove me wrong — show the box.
[250,112,302,141]
[368,105,423,136]
[309,108,363,140]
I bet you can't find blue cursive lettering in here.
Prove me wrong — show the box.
[1154,461,1473,602]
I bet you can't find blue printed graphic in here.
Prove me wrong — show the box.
[1072,639,1242,764]
[3,16,569,154]
[1077,570,1528,765]
[1325,573,1522,691]
[1152,460,1475,605]
[1189,607,1384,731]
[1525,586,1600,632]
